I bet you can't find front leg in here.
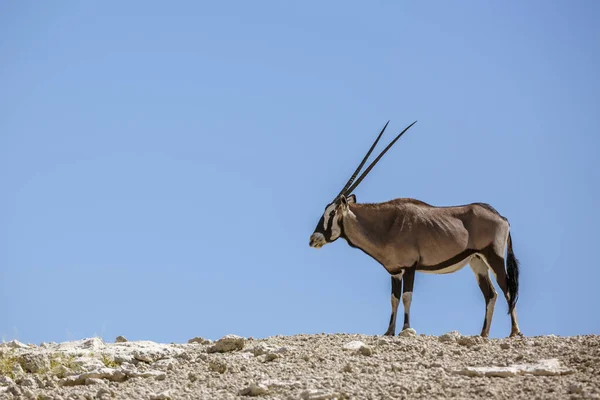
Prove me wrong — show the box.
[384,272,404,336]
[401,268,415,331]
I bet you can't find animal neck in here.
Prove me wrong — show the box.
[340,204,390,266]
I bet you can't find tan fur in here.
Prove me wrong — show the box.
[340,198,509,275]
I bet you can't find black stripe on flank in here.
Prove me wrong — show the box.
[415,249,479,273]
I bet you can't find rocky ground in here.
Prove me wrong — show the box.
[0,331,599,400]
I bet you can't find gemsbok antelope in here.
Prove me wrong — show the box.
[309,121,522,337]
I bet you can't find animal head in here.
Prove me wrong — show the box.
[309,120,417,248]
[309,194,356,248]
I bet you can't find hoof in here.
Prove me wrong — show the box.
[383,330,395,337]
[509,331,524,338]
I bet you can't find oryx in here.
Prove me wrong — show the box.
[309,121,522,337]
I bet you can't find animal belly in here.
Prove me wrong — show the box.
[417,252,476,275]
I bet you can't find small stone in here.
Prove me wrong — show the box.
[0,376,14,386]
[342,364,353,373]
[358,345,372,356]
[439,331,461,342]
[12,361,24,377]
[207,334,245,353]
[398,328,417,338]
[153,358,177,371]
[457,336,483,347]
[239,383,269,396]
[84,378,105,386]
[188,337,212,345]
[343,341,366,351]
[96,388,112,400]
[150,390,173,400]
[208,360,227,374]
[17,376,37,388]
[115,336,128,343]
[19,353,50,373]
[500,342,511,350]
[568,384,583,394]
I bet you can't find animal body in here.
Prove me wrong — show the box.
[309,121,522,337]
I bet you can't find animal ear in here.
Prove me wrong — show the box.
[339,195,348,206]
[346,194,356,204]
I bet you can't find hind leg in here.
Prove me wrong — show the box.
[482,251,522,337]
[469,255,497,337]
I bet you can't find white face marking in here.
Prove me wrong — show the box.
[322,203,336,230]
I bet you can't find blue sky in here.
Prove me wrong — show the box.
[1,1,599,344]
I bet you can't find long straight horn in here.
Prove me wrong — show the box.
[336,120,390,198]
[344,120,417,196]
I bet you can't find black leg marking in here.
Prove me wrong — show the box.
[384,273,403,336]
[401,268,415,330]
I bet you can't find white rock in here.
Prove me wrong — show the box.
[74,356,105,372]
[153,358,177,370]
[207,334,245,353]
[126,369,166,380]
[249,343,276,356]
[2,340,30,349]
[239,383,269,396]
[59,368,127,386]
[342,340,371,356]
[439,331,461,342]
[342,341,366,351]
[454,358,574,378]
[398,328,417,338]
[81,337,105,350]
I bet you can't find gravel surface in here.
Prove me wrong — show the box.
[1,332,598,399]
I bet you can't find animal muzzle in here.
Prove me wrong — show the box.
[309,233,326,248]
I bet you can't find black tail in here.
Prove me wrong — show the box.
[506,232,520,314]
